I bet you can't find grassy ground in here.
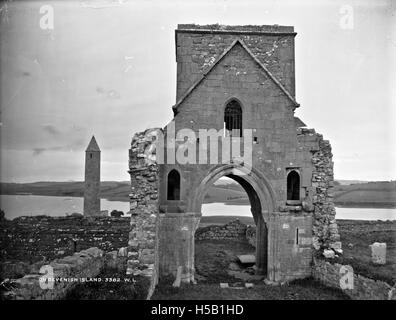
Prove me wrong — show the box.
[64,267,149,300]
[153,218,396,300]
[197,217,396,286]
[334,220,396,285]
[152,278,350,300]
[194,239,255,283]
[152,239,349,300]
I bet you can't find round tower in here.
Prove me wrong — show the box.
[84,136,101,216]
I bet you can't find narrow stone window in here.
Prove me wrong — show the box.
[167,169,181,200]
[90,153,93,159]
[295,228,299,245]
[287,170,300,201]
[224,100,242,137]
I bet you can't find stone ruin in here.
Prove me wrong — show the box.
[126,24,341,294]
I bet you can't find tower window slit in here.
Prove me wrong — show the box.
[167,169,181,200]
[224,100,242,137]
[287,170,300,201]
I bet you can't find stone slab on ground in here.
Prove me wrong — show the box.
[237,254,255,264]
[228,270,265,282]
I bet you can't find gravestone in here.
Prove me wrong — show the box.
[370,242,386,265]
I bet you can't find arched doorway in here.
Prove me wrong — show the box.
[190,164,276,277]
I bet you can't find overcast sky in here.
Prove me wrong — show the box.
[0,0,395,182]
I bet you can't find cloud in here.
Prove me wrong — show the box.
[42,124,61,136]
[32,146,65,156]
[96,86,121,99]
[32,140,86,156]
[32,148,46,156]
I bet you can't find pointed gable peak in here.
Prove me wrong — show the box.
[172,38,299,115]
[86,136,100,152]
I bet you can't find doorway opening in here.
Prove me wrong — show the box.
[194,175,267,284]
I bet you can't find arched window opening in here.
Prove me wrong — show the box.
[287,170,300,201]
[167,169,181,200]
[224,100,242,137]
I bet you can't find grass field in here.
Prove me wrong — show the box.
[335,219,396,285]
[63,217,394,300]
[199,216,395,286]
[64,267,149,300]
[152,278,350,300]
[152,239,349,300]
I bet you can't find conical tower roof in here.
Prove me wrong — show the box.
[86,136,100,152]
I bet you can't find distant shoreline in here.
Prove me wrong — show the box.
[1,179,396,209]
[334,202,396,209]
[2,193,396,209]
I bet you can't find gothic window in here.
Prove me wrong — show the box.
[167,169,181,200]
[224,100,242,137]
[287,170,300,201]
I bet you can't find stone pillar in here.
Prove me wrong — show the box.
[255,215,268,275]
[158,213,200,283]
[267,215,281,282]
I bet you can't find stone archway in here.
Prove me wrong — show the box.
[190,164,276,277]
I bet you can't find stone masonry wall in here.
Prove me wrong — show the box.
[312,259,396,300]
[311,132,341,251]
[0,216,129,265]
[127,129,162,297]
[195,219,248,241]
[175,24,296,101]
[297,128,341,252]
[246,225,256,247]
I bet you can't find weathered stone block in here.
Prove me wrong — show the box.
[370,242,386,265]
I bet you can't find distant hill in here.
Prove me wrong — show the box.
[0,181,248,204]
[199,215,254,227]
[336,180,368,185]
[204,183,248,204]
[0,181,131,202]
[333,181,396,208]
[1,180,395,208]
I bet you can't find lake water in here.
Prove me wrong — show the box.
[201,203,396,221]
[0,195,130,219]
[1,195,395,221]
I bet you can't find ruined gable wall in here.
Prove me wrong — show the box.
[297,128,341,251]
[162,42,299,209]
